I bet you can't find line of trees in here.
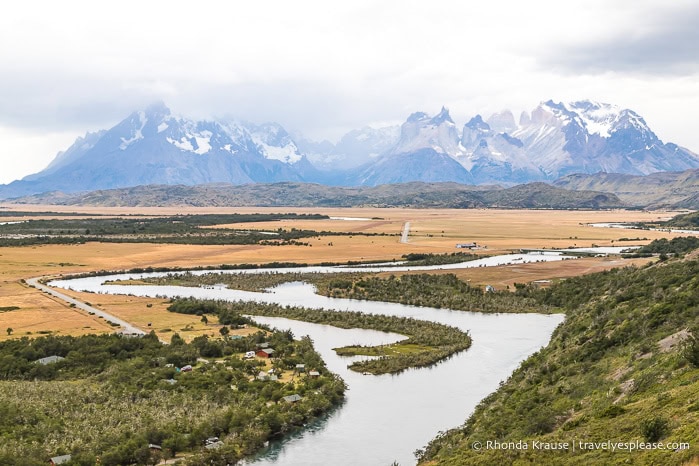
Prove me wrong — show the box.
[166,298,472,375]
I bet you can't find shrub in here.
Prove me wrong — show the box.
[640,416,669,442]
[681,331,699,368]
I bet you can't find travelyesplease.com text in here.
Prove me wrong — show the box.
[472,439,690,452]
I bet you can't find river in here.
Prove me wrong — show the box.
[49,257,566,466]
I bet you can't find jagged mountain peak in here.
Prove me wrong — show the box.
[487,110,516,133]
[465,115,490,131]
[392,107,462,156]
[406,111,430,123]
[536,99,644,139]
[1,99,698,200]
[431,106,454,125]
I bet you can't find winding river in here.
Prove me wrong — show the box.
[50,253,567,466]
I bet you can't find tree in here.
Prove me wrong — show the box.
[219,326,230,337]
[6,328,12,336]
[170,333,185,346]
[201,315,209,325]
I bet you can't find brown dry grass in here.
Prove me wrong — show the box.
[381,256,654,291]
[0,207,688,340]
[0,281,115,340]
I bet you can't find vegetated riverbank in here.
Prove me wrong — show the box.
[166,299,472,375]
[126,270,553,314]
[0,327,345,466]
[417,242,699,465]
[633,210,699,231]
[93,252,484,286]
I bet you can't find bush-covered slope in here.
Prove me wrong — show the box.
[0,329,345,465]
[418,258,699,465]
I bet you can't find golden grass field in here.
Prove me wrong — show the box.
[0,205,689,341]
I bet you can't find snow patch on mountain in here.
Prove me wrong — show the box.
[119,111,146,150]
[254,141,302,163]
[167,136,194,152]
[251,135,301,163]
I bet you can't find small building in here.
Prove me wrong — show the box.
[295,364,305,372]
[456,242,477,249]
[256,348,275,358]
[148,444,162,451]
[36,355,65,365]
[256,342,270,349]
[49,455,72,465]
[308,370,320,378]
[282,394,303,403]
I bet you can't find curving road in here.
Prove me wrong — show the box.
[26,277,146,336]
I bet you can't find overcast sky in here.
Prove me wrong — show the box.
[1,0,698,184]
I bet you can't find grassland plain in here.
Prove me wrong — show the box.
[0,207,687,342]
[1,206,697,465]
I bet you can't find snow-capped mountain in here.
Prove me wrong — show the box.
[353,100,699,185]
[352,108,473,185]
[1,99,697,198]
[0,102,312,198]
[508,100,699,179]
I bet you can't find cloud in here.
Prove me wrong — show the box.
[2,1,699,185]
[539,4,699,76]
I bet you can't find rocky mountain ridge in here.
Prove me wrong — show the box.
[1,100,697,199]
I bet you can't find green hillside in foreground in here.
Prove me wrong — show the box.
[418,256,699,465]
